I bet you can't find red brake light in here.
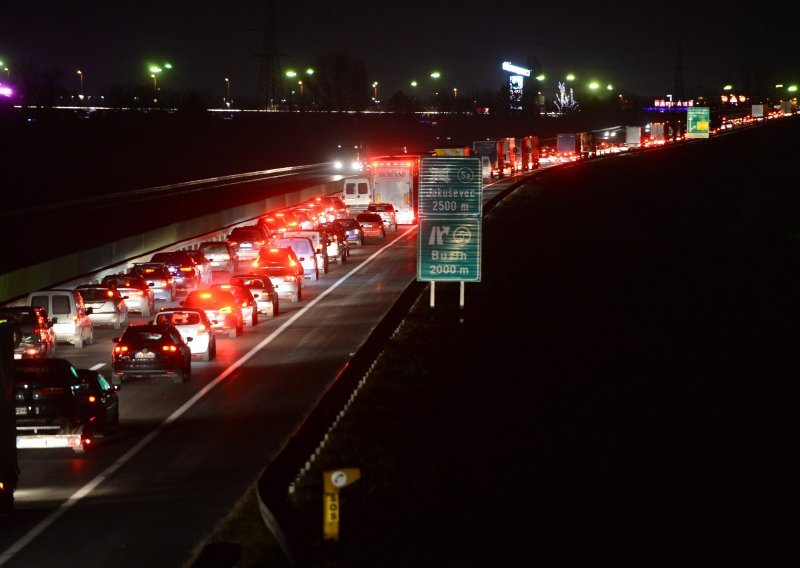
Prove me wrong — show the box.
[88,395,97,403]
[219,306,233,314]
[162,345,177,352]
[106,290,114,298]
[114,345,129,353]
[201,292,213,299]
[145,268,155,273]
[269,248,279,253]
[180,267,193,272]
[229,241,238,246]
[255,241,265,246]
[197,325,206,335]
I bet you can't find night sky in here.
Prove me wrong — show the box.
[1,1,795,103]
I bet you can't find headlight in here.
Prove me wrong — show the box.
[334,161,343,169]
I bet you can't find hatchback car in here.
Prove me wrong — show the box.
[199,241,239,274]
[253,246,304,280]
[228,226,270,263]
[154,308,216,361]
[354,212,386,240]
[181,289,244,338]
[76,368,120,437]
[337,217,365,247]
[101,273,156,317]
[275,237,319,281]
[367,203,398,231]
[230,274,280,317]
[253,266,302,303]
[14,358,99,453]
[128,263,177,302]
[112,324,192,384]
[75,285,129,329]
[0,306,57,359]
[210,283,258,327]
[150,251,201,292]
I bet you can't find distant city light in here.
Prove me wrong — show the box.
[535,74,545,81]
[723,84,733,90]
[566,74,575,81]
[149,66,162,74]
[775,84,784,88]
[589,82,599,89]
[430,71,441,79]
[410,81,418,87]
[606,84,613,91]
[286,70,297,78]
[788,85,797,92]
[0,85,12,97]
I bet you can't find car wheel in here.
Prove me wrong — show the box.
[201,346,211,361]
[86,332,94,346]
[291,291,299,303]
[172,367,184,384]
[73,335,84,349]
[273,300,279,316]
[228,327,238,339]
[252,311,258,326]
[209,339,216,360]
[141,304,151,318]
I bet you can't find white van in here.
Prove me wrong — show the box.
[282,230,329,274]
[27,289,94,349]
[342,178,371,214]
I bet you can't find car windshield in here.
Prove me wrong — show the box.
[356,213,382,222]
[122,329,166,342]
[230,229,263,240]
[201,243,227,254]
[369,204,393,212]
[151,252,191,265]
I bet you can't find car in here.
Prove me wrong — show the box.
[150,251,201,292]
[316,221,349,264]
[112,324,192,384]
[184,249,214,287]
[101,273,156,317]
[337,217,365,247]
[282,230,330,274]
[128,262,177,302]
[154,308,216,361]
[76,368,120,437]
[230,274,280,317]
[253,246,305,280]
[256,215,289,242]
[310,195,350,221]
[27,289,94,349]
[367,203,398,231]
[199,241,240,274]
[14,358,101,453]
[275,236,319,281]
[354,212,386,240]
[0,306,57,359]
[284,209,315,230]
[75,285,129,330]
[210,283,258,327]
[228,226,270,264]
[181,289,244,338]
[341,178,371,213]
[253,266,303,303]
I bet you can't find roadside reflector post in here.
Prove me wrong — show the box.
[430,282,435,308]
[459,281,465,309]
[323,468,361,541]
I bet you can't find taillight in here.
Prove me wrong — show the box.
[201,292,213,299]
[219,306,233,314]
[88,395,97,403]
[289,259,297,267]
[229,241,238,246]
[284,276,296,282]
[241,301,248,307]
[252,260,259,268]
[114,345,129,353]
[255,240,265,246]
[180,267,193,272]
[197,325,206,335]
[37,387,66,396]
[24,347,39,356]
[222,254,230,260]
[162,345,177,352]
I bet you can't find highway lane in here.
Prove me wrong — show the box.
[0,225,423,566]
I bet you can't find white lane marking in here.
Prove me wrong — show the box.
[0,225,418,566]
[89,363,105,371]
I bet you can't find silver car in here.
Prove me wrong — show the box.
[75,285,129,330]
[128,263,177,302]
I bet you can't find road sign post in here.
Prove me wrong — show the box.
[417,157,483,307]
[686,107,710,139]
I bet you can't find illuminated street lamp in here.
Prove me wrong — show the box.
[430,71,441,79]
[306,68,314,76]
[588,81,599,90]
[76,69,84,98]
[372,81,378,99]
[453,87,458,98]
[535,74,545,81]
[224,77,231,103]
[285,70,297,78]
[606,84,613,91]
[566,73,575,81]
[723,84,733,91]
[410,80,418,87]
[789,85,798,93]
[298,80,304,97]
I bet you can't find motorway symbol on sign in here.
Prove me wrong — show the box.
[419,157,483,217]
[417,217,481,282]
[686,107,710,139]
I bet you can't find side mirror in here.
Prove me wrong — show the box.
[253,293,260,299]
[122,296,129,300]
[186,337,193,342]
[112,337,120,343]
[85,307,94,315]
[212,320,219,325]
[148,283,154,287]
[112,384,121,392]
[50,317,58,325]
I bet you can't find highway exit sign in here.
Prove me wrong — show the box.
[418,157,482,217]
[687,107,710,139]
[417,217,481,282]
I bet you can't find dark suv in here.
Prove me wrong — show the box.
[14,358,97,453]
[150,251,201,292]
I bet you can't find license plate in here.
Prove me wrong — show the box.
[135,351,156,360]
[211,261,221,266]
[15,407,26,415]
[240,243,252,248]
[14,353,22,360]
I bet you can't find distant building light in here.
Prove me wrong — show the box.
[501,62,531,77]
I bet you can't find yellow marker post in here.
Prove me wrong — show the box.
[323,468,361,541]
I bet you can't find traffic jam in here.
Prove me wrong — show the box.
[2,103,797,456]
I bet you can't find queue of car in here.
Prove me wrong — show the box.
[11,191,391,453]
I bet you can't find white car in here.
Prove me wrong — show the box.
[229,274,280,317]
[75,285,129,330]
[154,308,216,361]
[256,266,303,303]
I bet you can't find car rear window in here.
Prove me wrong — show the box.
[80,288,117,302]
[156,312,201,326]
[356,213,382,222]
[278,238,313,255]
[51,295,72,315]
[201,243,227,253]
[230,229,263,240]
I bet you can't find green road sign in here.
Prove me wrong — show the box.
[419,157,483,217]
[687,107,710,139]
[417,217,481,282]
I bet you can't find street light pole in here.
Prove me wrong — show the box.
[225,77,231,106]
[151,73,158,104]
[77,70,83,99]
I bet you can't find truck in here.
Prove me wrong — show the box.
[515,136,540,171]
[433,147,470,156]
[626,126,642,147]
[780,100,794,115]
[502,137,516,174]
[558,132,592,160]
[472,139,505,179]
[649,123,666,144]
[0,320,20,515]
[366,155,421,225]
